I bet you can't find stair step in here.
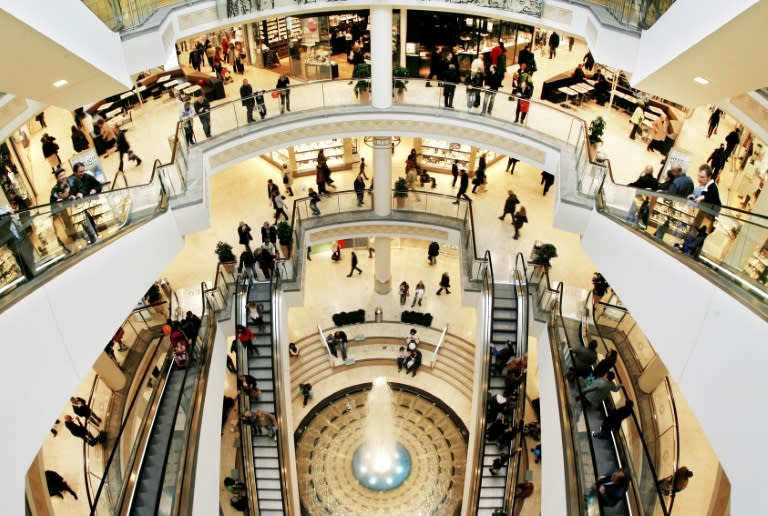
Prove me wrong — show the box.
[253,447,279,458]
[256,468,281,479]
[257,479,282,490]
[494,298,516,309]
[259,499,285,510]
[493,283,517,296]
[255,457,280,469]
[250,369,274,380]
[258,489,284,500]
[492,320,518,331]
[492,331,516,342]
[492,308,516,319]
[259,511,285,516]
[249,357,273,369]
[478,498,503,509]
[481,474,507,487]
[480,487,505,498]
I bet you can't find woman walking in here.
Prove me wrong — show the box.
[436,272,451,295]
[115,128,142,172]
[411,281,425,307]
[513,207,528,240]
[272,191,288,221]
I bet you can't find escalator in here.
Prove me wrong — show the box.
[128,360,196,516]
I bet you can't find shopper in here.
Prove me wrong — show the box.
[568,340,598,380]
[353,172,366,206]
[482,65,502,115]
[41,134,61,171]
[64,415,101,446]
[488,452,510,475]
[238,221,253,252]
[70,397,101,426]
[512,207,528,240]
[237,375,262,398]
[282,164,294,196]
[724,128,741,161]
[115,128,142,172]
[71,125,89,152]
[436,272,451,295]
[662,166,694,197]
[347,251,362,277]
[689,164,721,209]
[194,93,212,138]
[707,108,722,138]
[308,187,321,215]
[506,157,519,174]
[405,349,422,376]
[396,346,407,372]
[45,470,78,500]
[272,191,288,222]
[254,410,278,439]
[427,241,440,265]
[299,383,313,406]
[548,32,560,59]
[399,280,410,305]
[472,154,487,193]
[707,144,727,181]
[578,371,621,408]
[238,249,257,285]
[499,190,520,222]
[453,169,471,204]
[646,113,668,154]
[592,400,634,439]
[334,330,349,360]
[261,220,277,244]
[514,80,533,124]
[411,280,425,307]
[628,165,659,190]
[255,89,267,120]
[467,71,484,112]
[276,74,291,113]
[180,101,196,145]
[588,469,629,507]
[541,171,555,196]
[442,64,459,108]
[659,467,694,496]
[629,104,644,140]
[240,79,255,123]
[451,159,459,187]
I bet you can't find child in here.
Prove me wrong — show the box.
[399,281,410,305]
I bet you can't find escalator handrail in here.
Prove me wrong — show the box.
[270,273,290,513]
[200,261,237,320]
[469,251,494,513]
[95,343,175,514]
[173,301,218,515]
[587,297,679,515]
[505,252,530,513]
[83,375,100,510]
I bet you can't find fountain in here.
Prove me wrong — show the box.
[351,377,411,491]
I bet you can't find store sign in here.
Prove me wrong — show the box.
[69,148,107,184]
[303,18,320,45]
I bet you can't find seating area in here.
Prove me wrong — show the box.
[289,322,477,409]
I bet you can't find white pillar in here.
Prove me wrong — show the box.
[374,236,392,294]
[372,136,392,216]
[399,9,407,68]
[370,6,393,109]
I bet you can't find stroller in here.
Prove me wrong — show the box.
[174,342,189,368]
[220,66,234,84]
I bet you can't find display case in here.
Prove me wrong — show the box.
[261,138,358,176]
[647,199,695,240]
[745,243,768,285]
[418,139,471,173]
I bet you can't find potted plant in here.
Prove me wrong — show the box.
[276,221,293,258]
[353,63,371,100]
[588,116,606,159]
[531,243,558,274]
[394,177,408,208]
[392,65,409,101]
[215,241,236,272]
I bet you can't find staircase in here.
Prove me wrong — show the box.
[246,281,285,515]
[129,362,193,515]
[477,282,519,516]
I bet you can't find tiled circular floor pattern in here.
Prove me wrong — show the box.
[295,388,467,515]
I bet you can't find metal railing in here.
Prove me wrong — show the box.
[468,249,494,513]
[270,274,291,514]
[565,0,676,30]
[429,326,449,367]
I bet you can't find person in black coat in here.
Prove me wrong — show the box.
[427,241,440,265]
[240,79,255,123]
[690,164,721,208]
[628,166,659,190]
[482,65,502,115]
[45,470,78,500]
[441,64,459,108]
[541,171,555,196]
[548,32,560,59]
[592,350,617,378]
[238,249,257,283]
[71,125,89,152]
[70,397,101,425]
[472,155,487,193]
[238,221,253,251]
[189,48,202,71]
[499,190,520,222]
[454,169,471,203]
[69,163,102,198]
[115,128,141,172]
[486,414,508,442]
[707,108,722,138]
[347,251,362,277]
[723,128,740,161]
[451,159,459,187]
[707,145,727,181]
[593,400,634,439]
[64,415,100,446]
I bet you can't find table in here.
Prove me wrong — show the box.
[97,101,114,113]
[173,81,191,92]
[183,84,202,96]
[105,107,123,120]
[647,105,664,115]
[558,86,580,108]
[156,75,172,84]
[164,79,180,89]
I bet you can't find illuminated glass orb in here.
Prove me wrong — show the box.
[352,442,411,491]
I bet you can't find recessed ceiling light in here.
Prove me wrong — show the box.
[52,79,68,88]
[693,77,710,85]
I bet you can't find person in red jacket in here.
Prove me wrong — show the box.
[236,324,258,354]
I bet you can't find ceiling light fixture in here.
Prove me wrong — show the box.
[52,79,68,88]
[693,77,710,85]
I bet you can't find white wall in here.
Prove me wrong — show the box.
[581,211,768,516]
[192,324,227,516]
[535,320,569,516]
[0,212,183,515]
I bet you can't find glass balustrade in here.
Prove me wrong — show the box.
[565,0,676,30]
[597,178,768,314]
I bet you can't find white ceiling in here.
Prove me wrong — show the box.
[632,0,768,107]
[0,9,130,110]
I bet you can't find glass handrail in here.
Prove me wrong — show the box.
[596,176,768,317]
[564,0,676,30]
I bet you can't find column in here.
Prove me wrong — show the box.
[399,9,407,68]
[374,236,392,294]
[370,5,393,109]
[372,136,392,216]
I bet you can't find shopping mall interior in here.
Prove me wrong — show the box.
[2,0,767,515]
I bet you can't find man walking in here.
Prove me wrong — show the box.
[347,251,362,277]
[453,169,471,204]
[240,79,255,123]
[64,415,101,446]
